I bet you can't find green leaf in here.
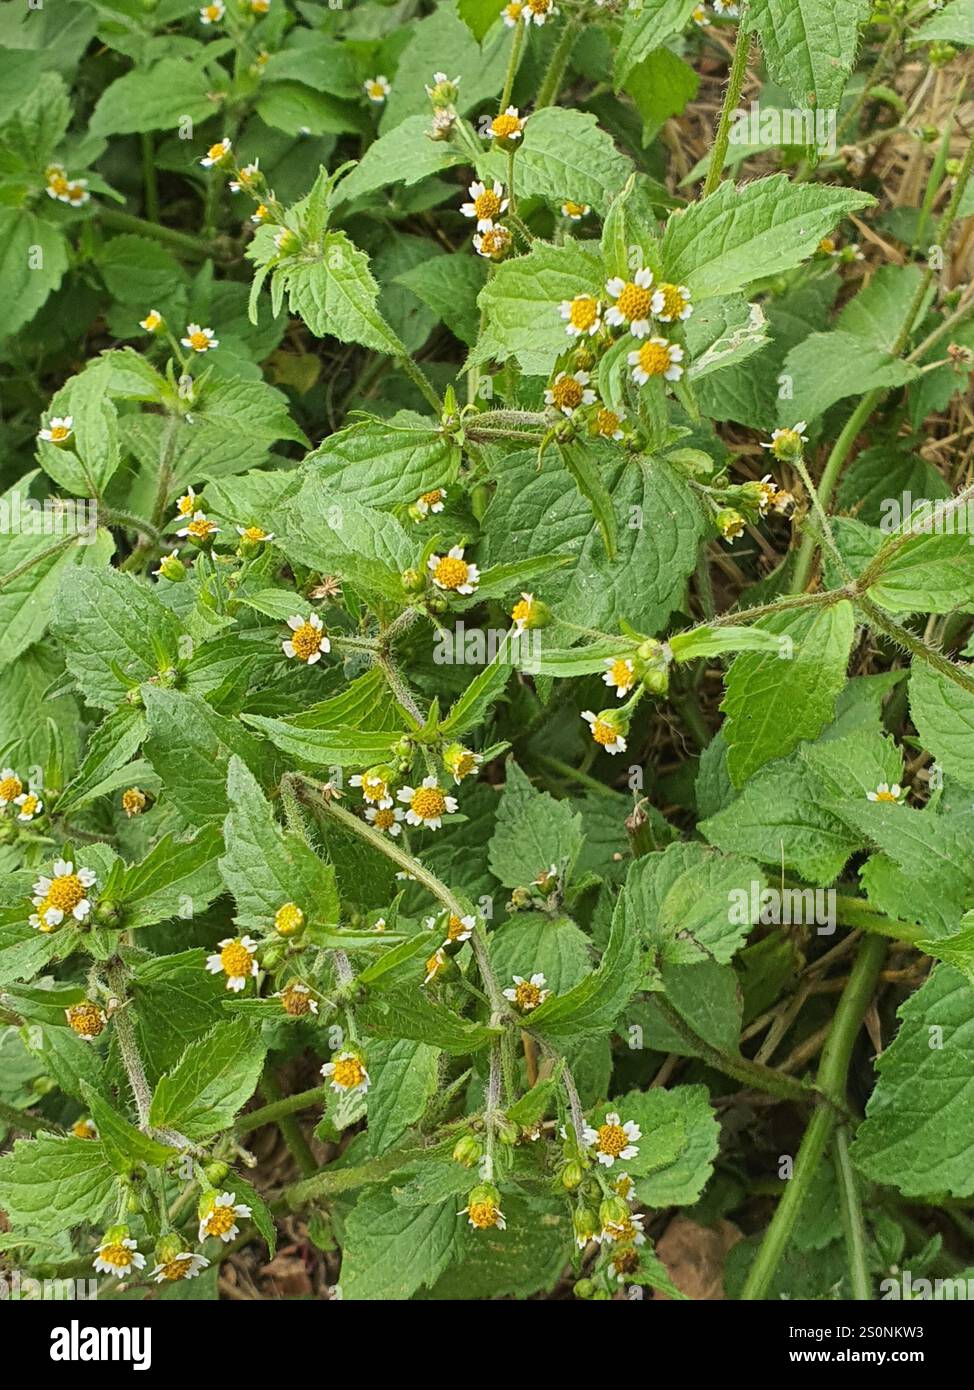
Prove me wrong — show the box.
[909,661,974,787]
[779,330,920,423]
[614,0,702,85]
[439,631,516,736]
[865,531,974,614]
[913,0,974,45]
[0,1135,116,1235]
[109,827,224,930]
[720,602,855,785]
[366,1039,440,1155]
[90,58,223,134]
[489,912,593,995]
[194,378,309,449]
[380,0,509,127]
[149,1020,267,1141]
[272,475,415,599]
[220,756,340,934]
[852,966,974,1197]
[357,983,501,1055]
[457,0,500,41]
[340,1185,461,1300]
[275,231,405,357]
[527,898,642,1042]
[305,411,459,508]
[395,251,487,349]
[241,717,401,768]
[661,175,874,301]
[487,761,584,889]
[80,1083,173,1175]
[0,208,69,338]
[337,115,467,204]
[747,0,872,109]
[626,1085,721,1206]
[478,107,633,217]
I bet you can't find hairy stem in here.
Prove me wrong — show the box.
[702,12,751,197]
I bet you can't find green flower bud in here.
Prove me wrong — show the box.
[715,507,745,542]
[561,1160,584,1191]
[573,1278,596,1299]
[157,552,186,582]
[204,1161,230,1185]
[452,1134,482,1168]
[94,900,122,927]
[497,1117,520,1146]
[573,1206,599,1247]
[260,942,286,970]
[509,886,533,910]
[154,1232,184,1266]
[599,1195,630,1228]
[641,666,669,697]
[401,567,425,593]
[426,73,461,108]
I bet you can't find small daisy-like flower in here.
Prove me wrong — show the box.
[545,369,596,417]
[867,782,905,804]
[600,1211,646,1245]
[200,0,224,21]
[426,912,476,945]
[561,199,590,219]
[121,786,148,817]
[277,981,319,1016]
[236,524,274,543]
[428,545,480,594]
[140,308,163,333]
[398,776,457,830]
[30,858,97,931]
[38,416,73,445]
[461,1183,506,1230]
[66,1000,107,1040]
[629,337,684,384]
[603,656,636,698]
[502,1,524,25]
[364,75,391,103]
[365,804,405,836]
[252,202,272,224]
[229,160,260,193]
[535,863,559,892]
[753,474,778,516]
[712,0,739,13]
[64,180,90,207]
[322,1050,371,1095]
[605,267,655,337]
[613,1172,634,1200]
[45,163,69,199]
[93,1230,146,1281]
[414,487,446,517]
[444,743,482,785]
[818,236,837,256]
[716,508,745,541]
[651,282,693,322]
[610,1246,641,1282]
[692,4,711,24]
[762,422,809,461]
[581,709,627,755]
[176,485,197,516]
[282,611,329,664]
[0,769,23,806]
[251,0,270,11]
[559,294,602,338]
[198,1191,252,1244]
[181,322,219,351]
[72,1117,98,1140]
[583,1112,641,1167]
[349,767,394,807]
[461,180,509,230]
[206,936,258,992]
[487,106,526,143]
[502,972,551,1012]
[593,406,625,440]
[511,592,538,632]
[424,948,448,984]
[274,901,304,937]
[176,510,219,544]
[526,0,558,23]
[473,223,513,261]
[150,1252,209,1283]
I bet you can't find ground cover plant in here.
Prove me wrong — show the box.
[1,0,974,1305]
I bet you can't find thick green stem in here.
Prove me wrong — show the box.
[702,13,751,197]
[499,19,526,112]
[258,1071,317,1178]
[535,16,581,110]
[834,1123,872,1300]
[98,208,214,260]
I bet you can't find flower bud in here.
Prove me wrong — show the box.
[641,666,669,697]
[715,508,745,542]
[452,1134,482,1168]
[599,1195,630,1228]
[401,567,425,594]
[573,1278,596,1299]
[94,900,122,927]
[561,1160,584,1191]
[204,1161,230,1185]
[157,552,186,582]
[573,1206,599,1247]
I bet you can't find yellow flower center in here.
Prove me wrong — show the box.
[274,902,304,936]
[448,750,478,779]
[188,330,212,351]
[467,1200,501,1229]
[158,1256,194,1281]
[474,189,502,220]
[425,952,445,978]
[48,173,69,196]
[612,1247,640,1276]
[18,795,39,817]
[48,873,86,913]
[332,1056,366,1090]
[478,227,509,258]
[563,200,587,216]
[505,2,523,18]
[551,376,584,410]
[100,1242,134,1270]
[367,82,386,99]
[48,424,70,443]
[446,914,468,942]
[873,789,899,803]
[433,556,470,589]
[220,941,253,978]
[420,490,444,507]
[569,296,599,330]
[177,494,195,514]
[656,283,687,318]
[608,659,634,691]
[590,718,618,746]
[73,1119,96,1140]
[122,787,146,816]
[206,142,225,161]
[372,807,397,830]
[773,429,800,454]
[412,785,447,819]
[511,597,533,624]
[67,1002,105,1038]
[528,0,551,10]
[514,979,544,1009]
[187,517,216,539]
[290,622,324,660]
[361,773,389,802]
[281,984,312,1016]
[254,204,270,221]
[819,237,836,254]
[596,1122,628,1157]
[596,408,621,436]
[615,282,652,322]
[241,526,268,542]
[0,775,23,802]
[603,1216,640,1243]
[203,1205,236,1238]
[636,340,671,376]
[491,113,521,138]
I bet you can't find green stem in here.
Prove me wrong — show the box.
[741,934,886,1299]
[499,18,526,112]
[858,596,974,699]
[98,208,214,260]
[834,1123,872,1300]
[0,1098,56,1135]
[535,15,581,110]
[702,12,751,197]
[140,133,159,223]
[397,354,443,413]
[258,1071,316,1178]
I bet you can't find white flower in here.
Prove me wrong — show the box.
[322,1050,371,1095]
[544,369,597,417]
[397,776,457,830]
[525,0,558,25]
[205,936,258,992]
[176,511,219,542]
[364,804,405,836]
[414,487,446,516]
[712,0,739,14]
[0,769,23,806]
[600,1211,646,1245]
[199,0,225,22]
[428,545,480,594]
[603,656,635,698]
[199,1190,251,1243]
[761,422,809,451]
[30,859,97,930]
[605,267,655,337]
[349,770,393,807]
[199,140,231,169]
[502,1,524,25]
[282,611,329,664]
[561,199,590,220]
[691,4,711,25]
[502,973,551,1011]
[487,106,526,142]
[229,160,260,193]
[559,294,602,338]
[581,710,627,754]
[140,309,163,333]
[867,782,905,803]
[460,179,509,231]
[275,981,319,1016]
[628,337,684,384]
[364,75,391,102]
[38,415,73,444]
[64,180,89,207]
[14,792,43,821]
[582,1112,642,1167]
[150,1252,209,1283]
[650,282,693,322]
[426,912,476,945]
[181,323,219,351]
[93,1236,146,1281]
